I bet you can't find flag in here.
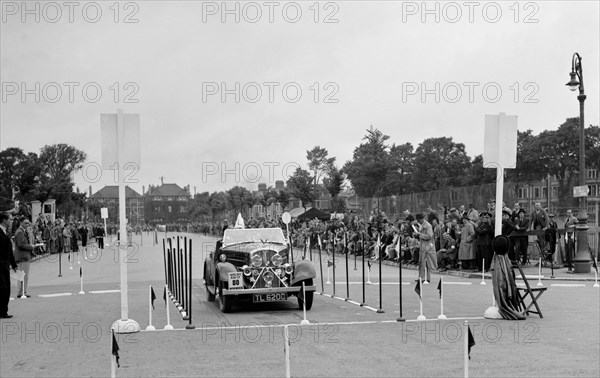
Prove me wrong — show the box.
[317,234,322,250]
[414,280,421,299]
[327,259,334,268]
[593,258,598,273]
[150,286,156,310]
[437,278,442,298]
[163,286,167,306]
[468,325,475,359]
[112,331,120,368]
[395,235,400,253]
[367,258,372,270]
[79,267,82,278]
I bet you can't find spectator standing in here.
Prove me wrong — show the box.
[563,210,578,268]
[545,214,558,265]
[415,213,437,283]
[14,217,33,298]
[459,214,476,270]
[475,212,494,271]
[0,212,18,318]
[513,209,530,265]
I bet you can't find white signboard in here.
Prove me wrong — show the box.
[101,207,108,219]
[100,113,141,170]
[483,113,518,169]
[228,272,243,290]
[573,185,589,198]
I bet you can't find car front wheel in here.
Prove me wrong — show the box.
[219,281,232,313]
[297,279,314,311]
[204,265,215,302]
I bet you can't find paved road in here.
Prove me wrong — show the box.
[1,233,598,377]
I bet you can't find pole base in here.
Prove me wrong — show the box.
[183,315,189,320]
[593,283,599,288]
[536,282,544,287]
[185,324,196,329]
[437,314,447,320]
[377,309,385,314]
[484,306,502,319]
[78,291,85,295]
[396,318,406,322]
[300,319,310,325]
[366,281,372,285]
[145,325,156,331]
[112,319,141,334]
[480,281,486,285]
[344,298,349,302]
[360,303,366,307]
[326,281,331,284]
[416,315,426,321]
[573,261,591,274]
[163,324,174,330]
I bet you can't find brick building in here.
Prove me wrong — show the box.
[144,183,191,224]
[89,186,144,225]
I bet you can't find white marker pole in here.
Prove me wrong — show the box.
[146,285,155,331]
[164,285,174,330]
[438,276,446,319]
[284,324,291,378]
[464,321,469,378]
[537,258,543,286]
[326,266,331,285]
[300,282,310,325]
[417,277,426,320]
[424,265,429,284]
[479,259,486,285]
[79,268,84,295]
[594,258,599,288]
[367,263,372,284]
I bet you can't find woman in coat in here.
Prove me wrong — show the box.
[459,214,476,270]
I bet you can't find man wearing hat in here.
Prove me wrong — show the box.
[513,209,530,265]
[545,214,558,266]
[475,212,494,271]
[501,209,517,260]
[414,213,437,283]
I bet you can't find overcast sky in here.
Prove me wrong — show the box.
[1,0,599,197]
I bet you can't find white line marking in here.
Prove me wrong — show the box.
[362,306,378,312]
[38,293,72,298]
[550,284,586,287]
[89,290,121,294]
[331,282,412,285]
[443,282,472,285]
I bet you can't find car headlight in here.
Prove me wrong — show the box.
[275,268,283,277]
[283,263,293,275]
[271,254,283,267]
[219,254,227,262]
[242,265,251,276]
[251,254,262,267]
[263,271,274,284]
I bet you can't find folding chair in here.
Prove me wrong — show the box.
[513,262,547,318]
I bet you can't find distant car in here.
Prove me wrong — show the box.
[203,227,316,313]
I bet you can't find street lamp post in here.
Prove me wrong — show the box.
[566,52,590,273]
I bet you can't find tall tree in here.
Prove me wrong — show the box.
[411,137,471,192]
[323,165,345,212]
[382,142,414,195]
[0,148,28,208]
[286,168,316,211]
[36,143,87,206]
[275,188,292,211]
[306,146,335,185]
[226,186,254,215]
[343,126,393,198]
[469,155,498,185]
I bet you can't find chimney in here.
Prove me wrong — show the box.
[258,183,267,192]
[275,180,284,190]
[142,185,145,195]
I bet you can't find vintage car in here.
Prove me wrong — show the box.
[203,227,316,313]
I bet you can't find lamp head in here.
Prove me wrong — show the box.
[566,71,579,91]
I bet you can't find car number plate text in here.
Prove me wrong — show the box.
[253,293,288,303]
[228,272,243,290]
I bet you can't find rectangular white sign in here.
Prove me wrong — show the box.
[483,113,518,169]
[100,112,141,170]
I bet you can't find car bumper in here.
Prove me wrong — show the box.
[223,285,317,296]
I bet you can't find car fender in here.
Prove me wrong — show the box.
[216,262,237,282]
[291,260,316,285]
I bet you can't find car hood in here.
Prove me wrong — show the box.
[222,242,288,254]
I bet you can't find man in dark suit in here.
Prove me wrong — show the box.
[513,209,530,265]
[14,217,33,298]
[1,212,18,318]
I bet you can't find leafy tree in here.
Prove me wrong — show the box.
[188,191,211,220]
[411,137,471,191]
[382,142,414,195]
[469,155,498,185]
[36,144,87,206]
[323,165,345,212]
[306,146,335,185]
[343,126,393,199]
[0,147,28,208]
[226,186,254,215]
[275,188,292,210]
[209,191,228,220]
[286,168,316,211]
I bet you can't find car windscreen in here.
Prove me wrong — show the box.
[223,228,287,246]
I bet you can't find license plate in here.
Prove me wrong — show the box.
[228,272,243,290]
[253,293,288,303]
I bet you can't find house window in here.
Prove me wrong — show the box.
[590,185,597,197]
[167,197,173,201]
[533,187,540,199]
[542,187,548,199]
[179,206,185,213]
[451,191,459,201]
[518,188,529,199]
[552,186,558,198]
[587,169,598,179]
[154,196,161,201]
[168,206,172,213]
[154,206,159,212]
